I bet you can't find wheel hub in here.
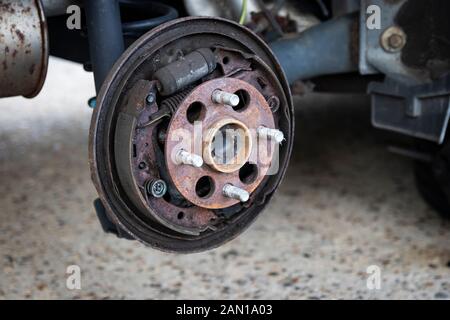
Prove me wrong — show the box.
[165,78,276,209]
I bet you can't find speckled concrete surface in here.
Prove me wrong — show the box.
[0,58,449,300]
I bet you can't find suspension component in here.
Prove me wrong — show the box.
[90,17,293,252]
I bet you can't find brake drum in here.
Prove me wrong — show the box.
[89,17,294,252]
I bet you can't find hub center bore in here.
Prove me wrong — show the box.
[203,118,252,173]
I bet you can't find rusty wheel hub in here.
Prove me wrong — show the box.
[165,78,276,209]
[90,17,294,252]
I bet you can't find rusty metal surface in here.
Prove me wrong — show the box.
[0,0,48,98]
[89,17,294,253]
[122,80,217,235]
[165,78,275,209]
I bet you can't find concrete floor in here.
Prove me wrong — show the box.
[0,58,449,299]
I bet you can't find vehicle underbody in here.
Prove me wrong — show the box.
[1,0,449,252]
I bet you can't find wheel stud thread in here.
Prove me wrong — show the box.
[257,126,284,144]
[223,184,249,202]
[176,150,203,168]
[212,90,240,107]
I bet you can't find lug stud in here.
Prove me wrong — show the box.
[212,90,240,107]
[223,184,249,202]
[176,149,203,168]
[257,126,284,144]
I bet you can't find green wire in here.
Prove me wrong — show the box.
[239,0,248,25]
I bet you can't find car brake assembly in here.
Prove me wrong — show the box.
[89,17,294,252]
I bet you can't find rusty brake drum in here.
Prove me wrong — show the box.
[90,17,294,253]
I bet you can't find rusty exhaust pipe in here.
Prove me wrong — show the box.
[0,0,49,98]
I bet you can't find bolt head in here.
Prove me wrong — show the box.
[388,34,404,49]
[212,90,240,107]
[239,192,250,202]
[229,95,240,107]
[192,155,204,168]
[138,162,147,169]
[146,93,156,104]
[267,96,280,111]
[381,26,406,53]
[223,184,250,202]
[273,131,284,144]
[147,179,167,198]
